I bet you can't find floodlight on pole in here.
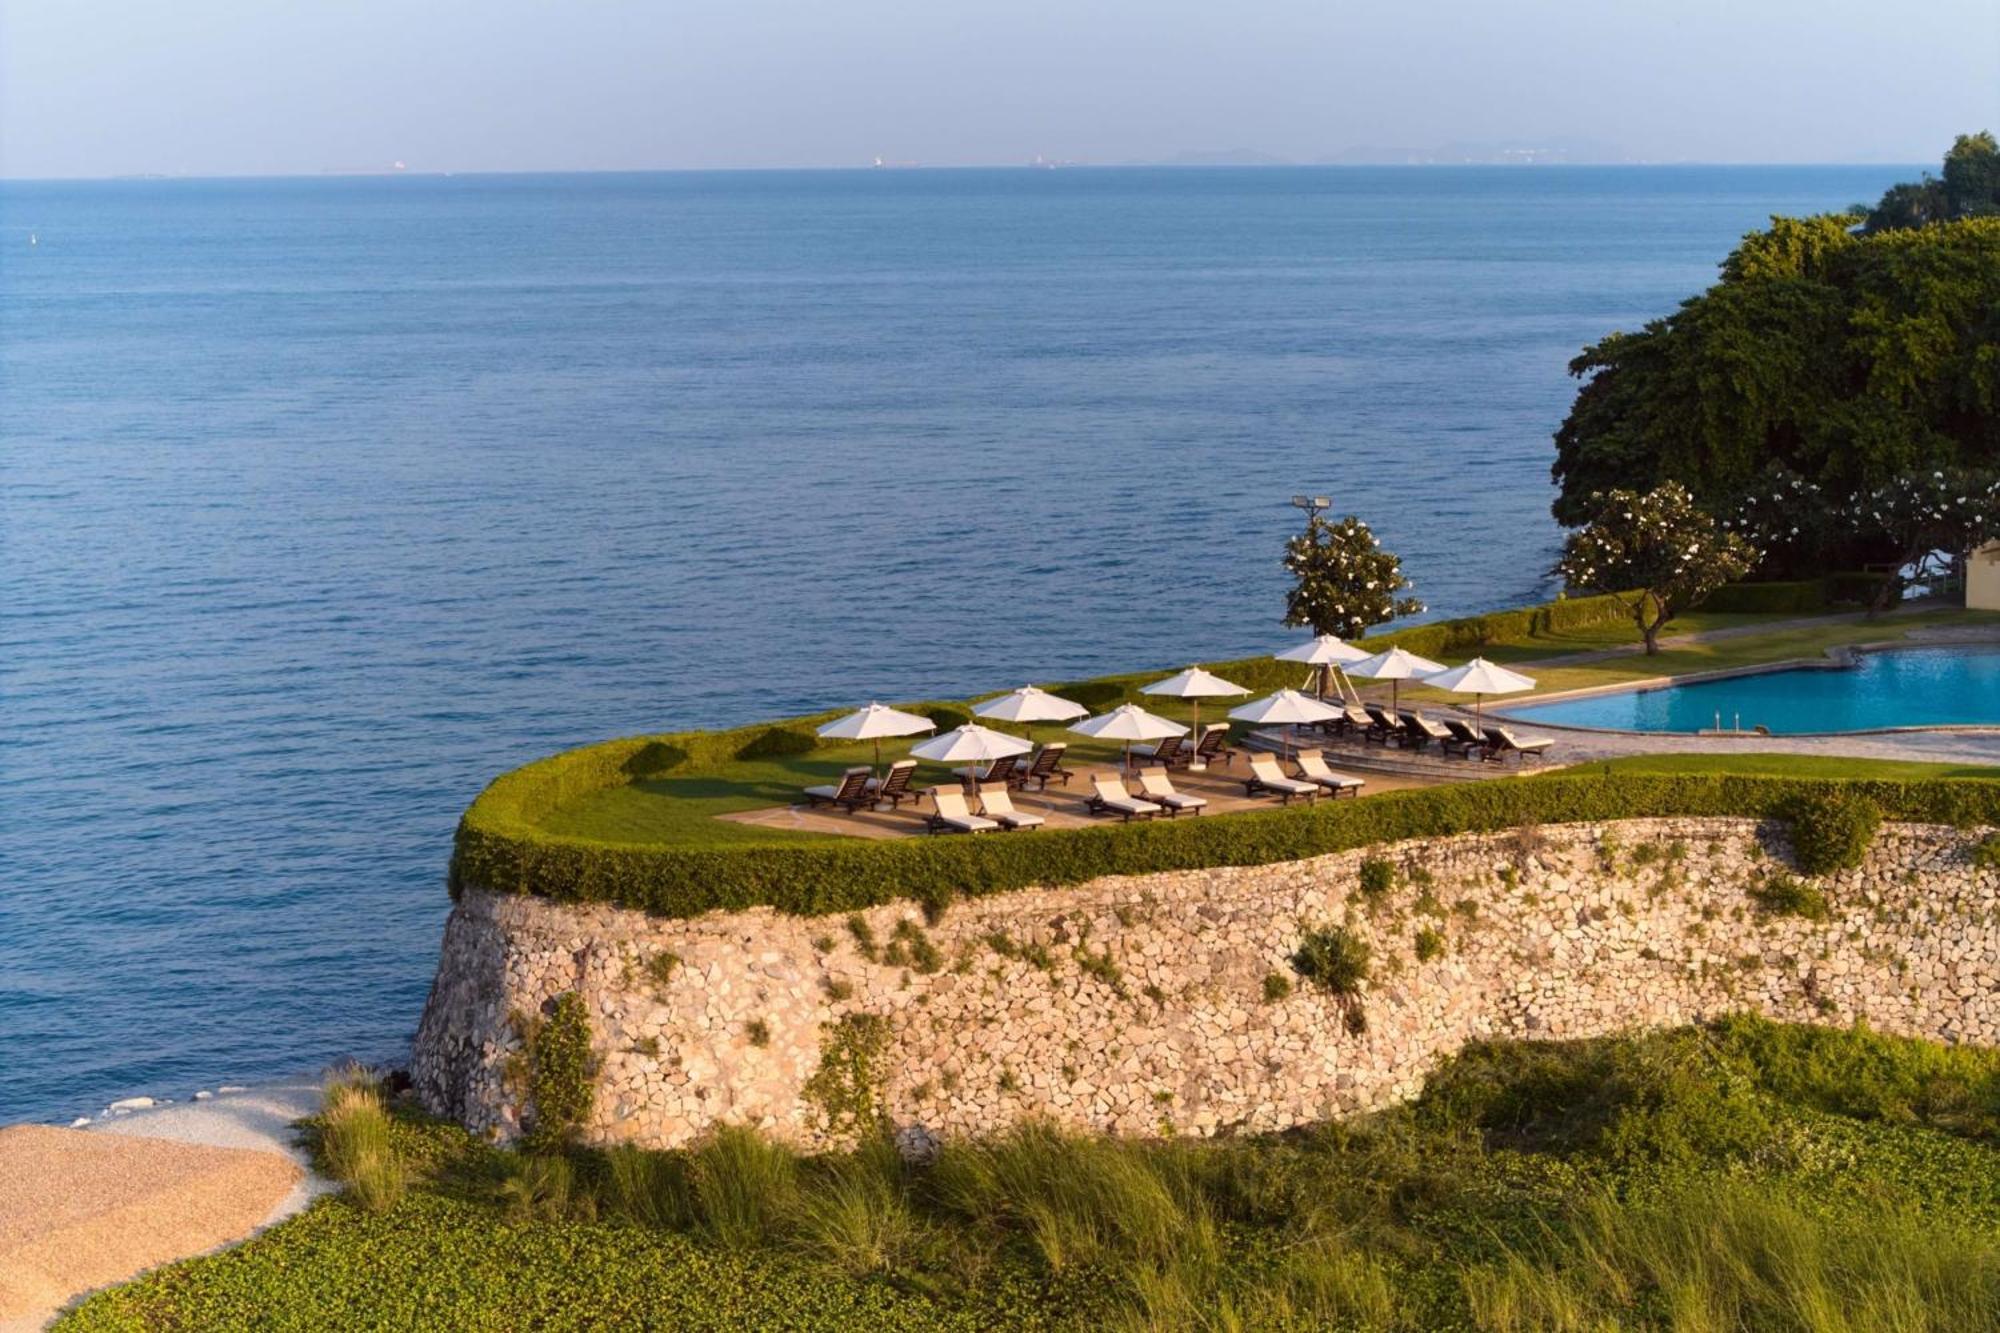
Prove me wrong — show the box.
[1289,494,1332,530]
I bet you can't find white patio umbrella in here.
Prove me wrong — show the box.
[815,702,937,774]
[1273,634,1371,701]
[1421,657,1536,725]
[1141,666,1249,771]
[972,685,1090,741]
[909,723,1033,788]
[1069,703,1189,773]
[1346,646,1448,713]
[1227,688,1342,758]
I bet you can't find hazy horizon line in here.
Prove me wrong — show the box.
[0,158,1929,186]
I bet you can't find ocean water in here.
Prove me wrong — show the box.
[1507,646,2000,734]
[0,165,1909,1123]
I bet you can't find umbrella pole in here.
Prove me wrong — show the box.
[1187,700,1204,772]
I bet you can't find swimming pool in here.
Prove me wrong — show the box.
[1502,646,2000,735]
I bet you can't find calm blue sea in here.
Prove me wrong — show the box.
[0,166,1909,1123]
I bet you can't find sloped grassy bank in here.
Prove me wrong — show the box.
[61,1018,2000,1331]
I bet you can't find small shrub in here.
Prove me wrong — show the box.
[690,1125,798,1250]
[1075,945,1124,994]
[1970,834,2000,870]
[1141,982,1167,1004]
[998,1069,1020,1094]
[1262,972,1293,1003]
[1750,872,1830,922]
[846,914,879,962]
[746,1019,771,1048]
[1293,926,1371,998]
[603,1144,691,1229]
[1358,858,1396,899]
[497,1153,592,1224]
[317,1067,405,1213]
[1414,927,1445,963]
[643,951,680,988]
[789,1135,917,1275]
[733,726,818,760]
[824,978,854,1002]
[918,883,957,925]
[631,1035,661,1058]
[889,919,942,974]
[1785,790,1882,875]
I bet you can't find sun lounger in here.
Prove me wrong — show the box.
[865,758,919,808]
[1134,735,1185,769]
[977,782,1044,831]
[1362,705,1401,746]
[1185,724,1237,769]
[1442,718,1488,758]
[1134,768,1207,816]
[1482,726,1554,763]
[1086,771,1162,821]
[1012,743,1074,790]
[1245,754,1320,805]
[1293,749,1365,797]
[969,755,1019,787]
[803,765,874,811]
[925,786,999,834]
[1401,712,1452,751]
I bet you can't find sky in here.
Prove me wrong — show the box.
[3,0,1996,178]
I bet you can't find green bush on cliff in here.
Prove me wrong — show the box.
[454,772,2000,921]
[1784,789,1883,875]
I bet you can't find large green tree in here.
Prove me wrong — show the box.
[1551,205,2000,572]
[1863,132,2000,232]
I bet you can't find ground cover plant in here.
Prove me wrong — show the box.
[63,1018,2000,1331]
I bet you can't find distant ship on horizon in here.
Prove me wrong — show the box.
[871,155,920,169]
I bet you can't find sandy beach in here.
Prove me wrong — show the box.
[0,1079,327,1332]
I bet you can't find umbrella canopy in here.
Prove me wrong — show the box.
[1273,634,1371,666]
[1274,634,1370,700]
[1141,666,1251,700]
[1347,647,1449,711]
[1421,657,1537,724]
[1228,688,1341,757]
[1227,688,1343,726]
[972,685,1090,727]
[1069,703,1189,770]
[909,723,1035,764]
[816,702,938,772]
[1141,667,1249,770]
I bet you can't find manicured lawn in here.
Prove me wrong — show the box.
[62,1020,2000,1331]
[534,606,2000,850]
[1578,753,2000,781]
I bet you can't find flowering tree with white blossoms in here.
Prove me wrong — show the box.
[1554,482,1758,655]
[1283,514,1423,640]
[1844,468,2000,615]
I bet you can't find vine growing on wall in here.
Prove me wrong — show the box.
[511,991,598,1153]
[802,1013,889,1136]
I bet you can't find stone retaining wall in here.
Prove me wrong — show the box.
[411,819,2000,1152]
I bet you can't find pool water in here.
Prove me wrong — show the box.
[1503,647,2000,734]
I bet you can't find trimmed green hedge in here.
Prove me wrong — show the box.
[454,772,2000,920]
[1699,573,1894,615]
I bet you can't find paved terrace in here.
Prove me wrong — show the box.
[719,756,1445,840]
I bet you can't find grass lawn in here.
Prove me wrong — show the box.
[62,1019,2000,1331]
[532,606,2000,850]
[1576,753,2000,781]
